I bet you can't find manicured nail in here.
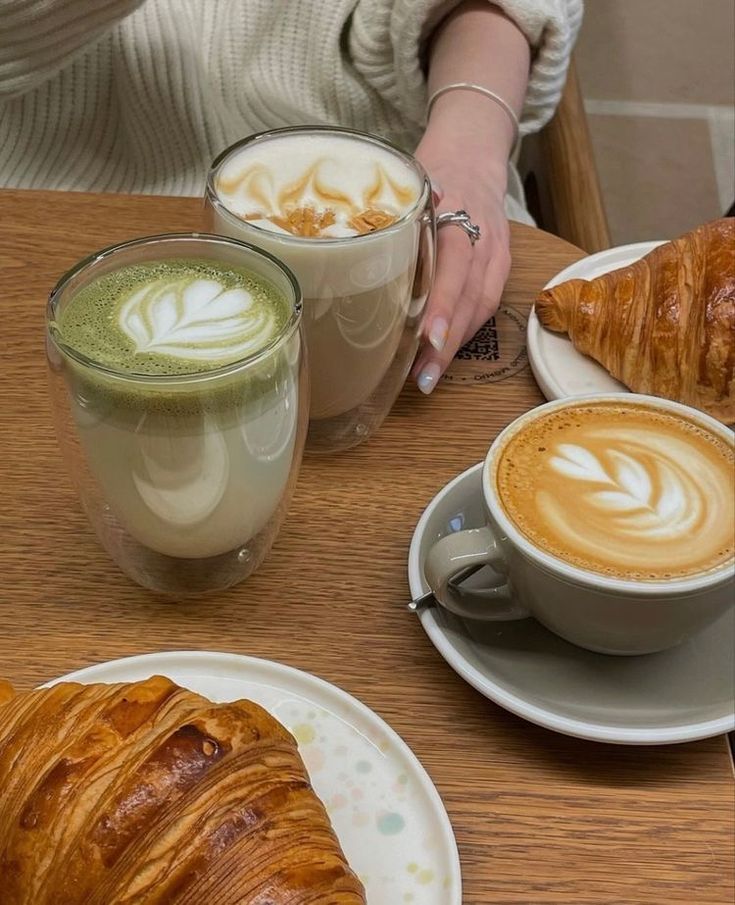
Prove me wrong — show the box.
[417,362,441,395]
[428,318,448,352]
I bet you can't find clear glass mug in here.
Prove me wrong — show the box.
[46,234,308,595]
[204,126,435,453]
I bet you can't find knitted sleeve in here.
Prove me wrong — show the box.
[0,0,145,99]
[348,0,584,136]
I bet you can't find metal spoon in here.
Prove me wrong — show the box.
[408,564,486,614]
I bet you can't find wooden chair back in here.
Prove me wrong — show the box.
[520,57,611,253]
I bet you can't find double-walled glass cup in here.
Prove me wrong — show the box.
[205,126,435,453]
[46,234,308,595]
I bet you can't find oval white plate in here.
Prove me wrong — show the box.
[527,241,665,400]
[408,463,735,745]
[48,651,461,905]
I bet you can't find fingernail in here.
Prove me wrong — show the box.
[417,362,441,395]
[428,318,448,352]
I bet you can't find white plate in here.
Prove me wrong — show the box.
[48,651,461,905]
[408,463,735,745]
[528,241,665,400]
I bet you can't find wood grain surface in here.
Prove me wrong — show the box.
[1,189,733,905]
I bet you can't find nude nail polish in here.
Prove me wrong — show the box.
[417,362,441,395]
[429,318,448,352]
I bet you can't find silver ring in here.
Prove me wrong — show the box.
[436,210,481,245]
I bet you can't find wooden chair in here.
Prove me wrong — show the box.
[519,57,611,254]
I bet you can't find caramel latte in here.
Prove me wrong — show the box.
[207,129,430,441]
[495,401,735,580]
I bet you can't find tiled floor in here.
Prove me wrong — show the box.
[575,0,734,245]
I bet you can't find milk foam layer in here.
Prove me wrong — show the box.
[215,134,422,238]
[59,260,288,375]
[495,403,735,580]
[118,277,276,361]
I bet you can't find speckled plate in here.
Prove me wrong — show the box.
[527,241,665,400]
[48,651,461,904]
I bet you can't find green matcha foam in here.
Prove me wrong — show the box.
[54,258,296,418]
[58,258,289,376]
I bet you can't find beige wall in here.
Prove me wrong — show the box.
[575,0,735,245]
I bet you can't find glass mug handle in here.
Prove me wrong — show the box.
[407,196,437,321]
[424,527,531,621]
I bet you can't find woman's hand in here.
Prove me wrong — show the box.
[410,0,530,393]
[412,99,512,394]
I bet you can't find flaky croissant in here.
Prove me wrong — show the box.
[0,676,365,904]
[535,218,735,423]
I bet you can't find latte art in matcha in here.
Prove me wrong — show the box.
[58,259,288,374]
[118,277,276,361]
[52,251,303,567]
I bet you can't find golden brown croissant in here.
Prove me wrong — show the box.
[0,676,366,904]
[535,218,735,423]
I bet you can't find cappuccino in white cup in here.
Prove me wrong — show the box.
[425,394,735,655]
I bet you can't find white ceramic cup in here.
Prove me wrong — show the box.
[424,394,735,655]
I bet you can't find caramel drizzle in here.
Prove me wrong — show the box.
[218,163,272,212]
[220,157,412,237]
[364,168,416,209]
[279,162,354,210]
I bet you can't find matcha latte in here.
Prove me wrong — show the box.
[47,235,306,593]
[58,259,289,375]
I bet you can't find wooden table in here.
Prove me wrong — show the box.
[1,189,733,904]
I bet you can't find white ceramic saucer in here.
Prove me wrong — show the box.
[48,651,461,905]
[527,241,665,400]
[408,463,735,745]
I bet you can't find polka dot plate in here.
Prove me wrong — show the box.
[49,651,461,904]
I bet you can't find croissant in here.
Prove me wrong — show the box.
[535,218,735,423]
[0,676,366,904]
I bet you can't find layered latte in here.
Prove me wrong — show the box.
[207,129,431,447]
[54,255,301,563]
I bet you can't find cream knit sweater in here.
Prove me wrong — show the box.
[0,0,582,217]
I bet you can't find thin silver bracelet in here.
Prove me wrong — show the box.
[427,82,521,155]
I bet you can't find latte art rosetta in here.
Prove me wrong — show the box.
[548,440,705,542]
[118,277,276,361]
[57,259,289,376]
[496,403,735,580]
